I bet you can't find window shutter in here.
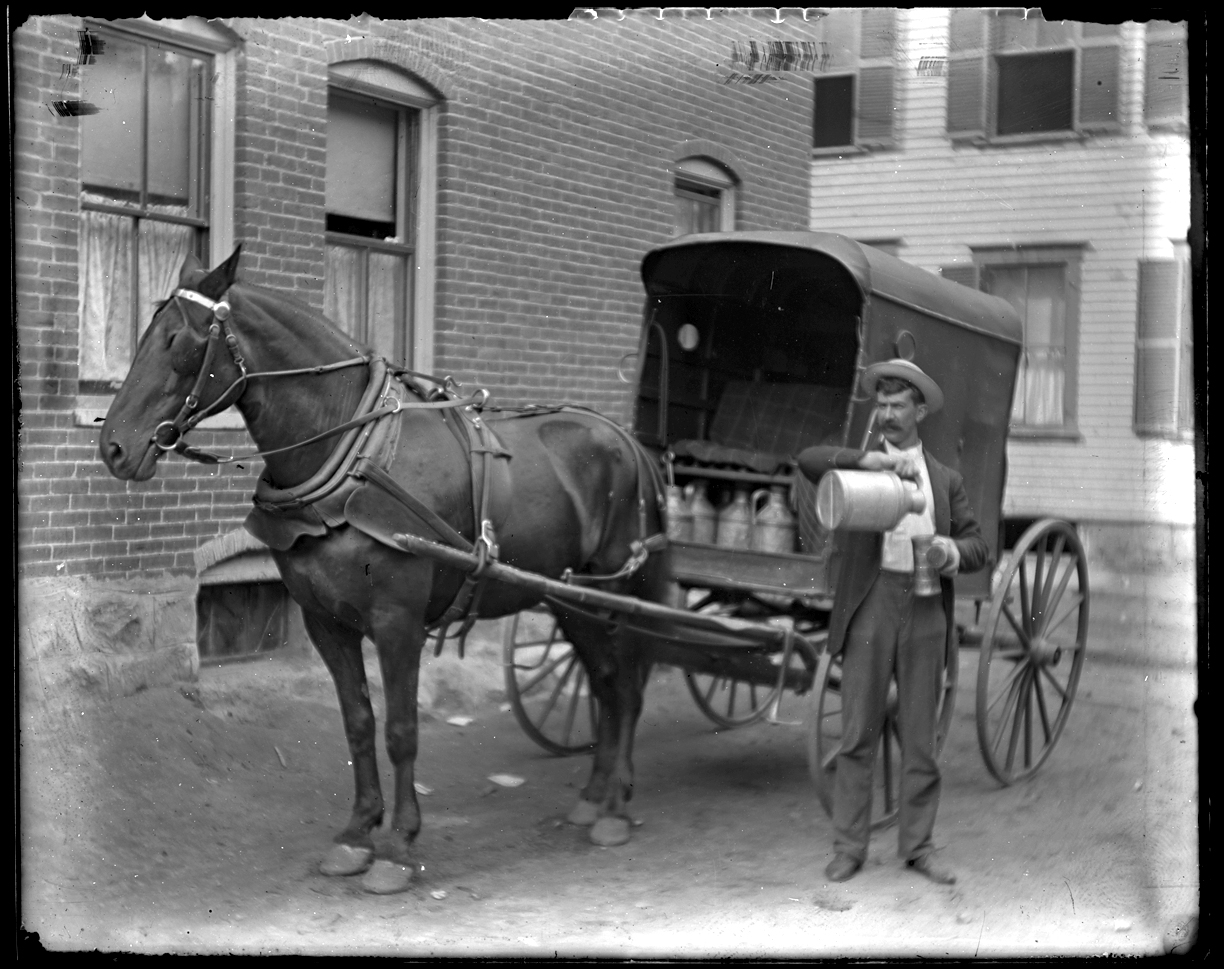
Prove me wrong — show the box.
[947,9,987,139]
[1077,38,1121,132]
[941,265,979,289]
[857,66,895,148]
[859,7,895,60]
[1145,24,1189,129]
[1134,259,1189,435]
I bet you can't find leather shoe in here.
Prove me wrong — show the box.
[825,853,862,882]
[906,854,956,885]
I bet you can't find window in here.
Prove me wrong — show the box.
[812,7,896,151]
[78,26,213,383]
[325,63,438,367]
[943,247,1084,433]
[1134,250,1193,438]
[1144,21,1189,132]
[673,158,736,236]
[947,11,1120,142]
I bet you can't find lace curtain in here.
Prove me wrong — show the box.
[80,196,196,382]
[324,242,409,362]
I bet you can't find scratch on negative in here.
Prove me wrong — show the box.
[1065,878,1075,914]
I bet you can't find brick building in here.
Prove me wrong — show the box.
[15,11,818,585]
[803,8,1197,574]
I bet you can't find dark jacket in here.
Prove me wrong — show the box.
[797,441,990,657]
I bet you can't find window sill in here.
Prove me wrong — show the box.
[75,395,246,431]
[1007,424,1083,443]
[951,130,1098,149]
[810,145,871,159]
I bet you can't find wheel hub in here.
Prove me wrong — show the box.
[1028,636,1062,666]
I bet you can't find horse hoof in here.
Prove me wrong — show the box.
[589,816,632,847]
[362,860,416,895]
[566,799,601,827]
[319,843,374,877]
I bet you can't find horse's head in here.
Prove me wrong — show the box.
[100,247,243,481]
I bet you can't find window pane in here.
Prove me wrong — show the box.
[327,95,398,227]
[146,48,199,205]
[80,209,135,381]
[325,244,364,340]
[138,218,197,337]
[367,251,407,361]
[81,36,144,198]
[813,75,855,147]
[985,264,1067,426]
[996,50,1074,134]
[675,183,721,235]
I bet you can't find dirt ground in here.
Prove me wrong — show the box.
[20,606,1200,958]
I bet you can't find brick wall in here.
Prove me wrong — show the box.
[15,11,816,582]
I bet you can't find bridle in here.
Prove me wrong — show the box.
[150,286,487,466]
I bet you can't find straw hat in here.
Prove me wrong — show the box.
[861,359,944,414]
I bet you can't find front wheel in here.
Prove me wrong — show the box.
[502,609,597,756]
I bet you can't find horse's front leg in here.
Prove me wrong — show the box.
[361,597,430,894]
[303,611,384,878]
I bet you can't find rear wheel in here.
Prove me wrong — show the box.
[502,609,597,756]
[808,639,958,831]
[975,519,1089,784]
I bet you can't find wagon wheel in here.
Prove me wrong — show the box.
[502,609,598,756]
[807,638,959,831]
[976,518,1089,785]
[681,593,800,728]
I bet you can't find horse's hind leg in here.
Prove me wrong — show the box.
[554,608,646,847]
[303,611,384,877]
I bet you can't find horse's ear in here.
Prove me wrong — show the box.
[178,253,204,285]
[199,246,242,299]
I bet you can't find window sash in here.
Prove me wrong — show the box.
[811,7,895,151]
[324,236,413,364]
[78,27,211,383]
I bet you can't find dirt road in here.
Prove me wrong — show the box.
[20,620,1198,958]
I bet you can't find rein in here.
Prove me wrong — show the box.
[154,287,488,466]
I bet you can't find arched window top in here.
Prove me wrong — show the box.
[330,59,439,107]
[675,156,737,190]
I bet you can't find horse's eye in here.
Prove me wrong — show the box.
[164,325,179,349]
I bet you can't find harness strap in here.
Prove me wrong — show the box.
[351,457,474,553]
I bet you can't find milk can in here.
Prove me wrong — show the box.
[686,481,718,544]
[664,485,693,542]
[750,485,797,553]
[716,487,753,549]
[815,470,926,532]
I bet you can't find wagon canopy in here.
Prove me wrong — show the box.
[633,230,1023,593]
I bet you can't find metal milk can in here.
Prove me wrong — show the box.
[686,481,718,544]
[815,470,927,531]
[716,487,754,549]
[665,485,693,542]
[750,485,797,553]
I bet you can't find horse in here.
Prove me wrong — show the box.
[99,248,672,894]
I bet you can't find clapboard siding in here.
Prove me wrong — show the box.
[811,8,1193,528]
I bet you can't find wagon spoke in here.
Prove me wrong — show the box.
[1035,533,1066,622]
[1032,670,1053,745]
[559,667,584,746]
[1003,669,1029,771]
[985,657,1028,716]
[537,654,580,723]
[1001,604,1033,651]
[1023,675,1033,768]
[516,649,572,693]
[1018,558,1032,636]
[1044,591,1085,641]
[989,669,1025,753]
[1032,540,1047,622]
[1038,663,1070,702]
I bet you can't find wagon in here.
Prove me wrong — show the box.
[502,231,1090,826]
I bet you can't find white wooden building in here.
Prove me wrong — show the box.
[805,8,1193,574]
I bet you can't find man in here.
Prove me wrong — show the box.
[797,359,989,886]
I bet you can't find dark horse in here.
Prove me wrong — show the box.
[100,249,671,894]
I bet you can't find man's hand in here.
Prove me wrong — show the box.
[859,451,922,480]
[930,535,961,576]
